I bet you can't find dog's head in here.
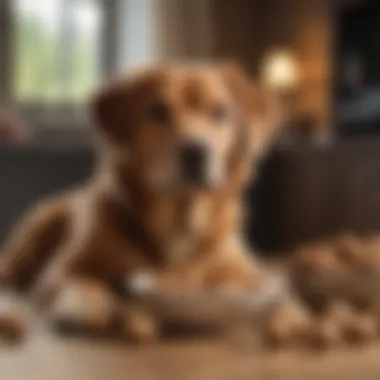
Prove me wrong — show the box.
[91,64,280,191]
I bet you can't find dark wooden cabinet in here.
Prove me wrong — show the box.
[335,1,380,135]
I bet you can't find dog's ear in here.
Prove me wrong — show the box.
[89,78,132,143]
[219,63,282,159]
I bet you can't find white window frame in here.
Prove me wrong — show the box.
[0,0,120,129]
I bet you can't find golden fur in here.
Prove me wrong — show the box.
[0,64,281,342]
[2,64,379,349]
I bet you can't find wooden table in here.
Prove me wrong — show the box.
[1,333,380,380]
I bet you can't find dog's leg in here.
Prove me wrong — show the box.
[47,276,117,337]
[120,304,159,343]
[46,275,158,343]
[0,197,69,289]
[0,291,33,343]
[0,238,106,343]
[0,198,69,343]
[26,223,159,344]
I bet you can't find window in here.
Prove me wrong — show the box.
[13,0,104,104]
[0,0,158,128]
[0,0,119,128]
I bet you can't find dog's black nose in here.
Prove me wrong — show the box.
[179,141,208,184]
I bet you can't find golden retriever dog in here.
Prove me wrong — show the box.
[0,64,282,343]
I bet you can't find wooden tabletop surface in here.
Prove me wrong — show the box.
[1,333,380,380]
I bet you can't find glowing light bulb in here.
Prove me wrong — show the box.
[261,50,299,91]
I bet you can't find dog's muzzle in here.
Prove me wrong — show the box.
[178,141,209,186]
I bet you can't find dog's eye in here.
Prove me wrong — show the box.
[147,102,170,125]
[211,104,228,123]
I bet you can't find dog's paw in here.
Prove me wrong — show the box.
[0,292,30,344]
[48,278,116,337]
[121,306,159,344]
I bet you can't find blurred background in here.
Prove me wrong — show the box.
[0,0,340,137]
[1,0,380,253]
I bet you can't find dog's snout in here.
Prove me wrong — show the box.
[180,142,207,168]
[179,141,208,184]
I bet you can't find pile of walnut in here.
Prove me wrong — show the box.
[262,234,380,349]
